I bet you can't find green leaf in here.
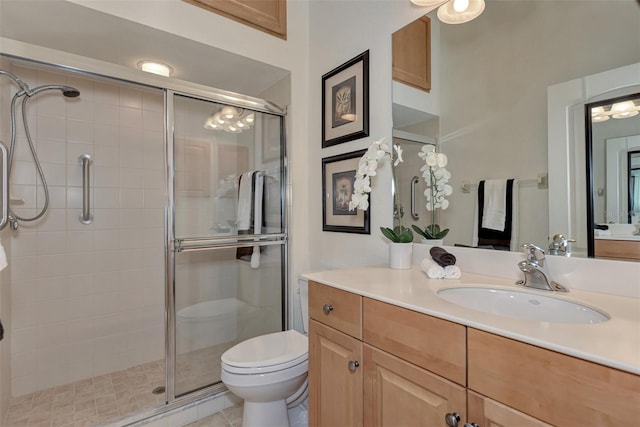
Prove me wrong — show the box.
[380,226,413,243]
[411,224,427,239]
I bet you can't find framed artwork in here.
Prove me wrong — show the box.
[322,150,370,234]
[322,50,370,148]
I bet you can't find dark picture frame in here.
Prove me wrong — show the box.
[322,149,370,234]
[322,51,370,148]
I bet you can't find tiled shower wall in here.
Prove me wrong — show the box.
[5,64,166,396]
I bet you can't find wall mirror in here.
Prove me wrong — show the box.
[586,93,640,260]
[391,0,640,259]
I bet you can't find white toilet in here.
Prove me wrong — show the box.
[221,278,309,427]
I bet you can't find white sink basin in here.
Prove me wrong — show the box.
[437,287,609,324]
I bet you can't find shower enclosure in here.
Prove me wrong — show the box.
[0,56,286,426]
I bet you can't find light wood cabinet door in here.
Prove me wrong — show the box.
[467,391,552,427]
[364,344,466,427]
[182,0,287,39]
[468,328,640,426]
[309,319,363,427]
[392,16,431,92]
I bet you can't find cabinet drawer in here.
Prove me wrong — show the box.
[594,239,640,260]
[309,281,362,339]
[363,298,466,385]
[468,328,640,427]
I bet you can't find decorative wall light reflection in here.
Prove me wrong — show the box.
[204,107,255,133]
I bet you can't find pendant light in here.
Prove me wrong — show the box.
[437,0,485,24]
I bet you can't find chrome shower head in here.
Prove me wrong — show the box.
[28,84,80,98]
[61,86,80,98]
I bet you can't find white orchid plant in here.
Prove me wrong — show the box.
[412,146,453,240]
[349,138,413,243]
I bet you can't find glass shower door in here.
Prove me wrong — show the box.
[169,93,286,397]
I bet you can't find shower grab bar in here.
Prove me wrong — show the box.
[79,154,93,225]
[175,238,286,253]
[410,175,420,221]
[0,142,8,230]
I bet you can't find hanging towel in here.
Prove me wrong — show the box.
[250,172,264,269]
[236,171,265,267]
[0,238,7,272]
[472,179,519,251]
[237,171,255,232]
[481,180,507,231]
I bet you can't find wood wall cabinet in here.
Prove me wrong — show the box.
[392,16,431,92]
[182,0,287,39]
[594,239,640,261]
[309,280,640,427]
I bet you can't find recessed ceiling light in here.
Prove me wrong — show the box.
[137,60,173,77]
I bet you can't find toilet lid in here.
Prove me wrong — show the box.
[221,330,308,370]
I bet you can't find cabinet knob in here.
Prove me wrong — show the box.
[347,360,360,372]
[444,413,460,427]
[322,304,334,315]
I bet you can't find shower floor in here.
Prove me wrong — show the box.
[3,342,233,427]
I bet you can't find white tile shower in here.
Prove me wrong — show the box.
[6,64,166,397]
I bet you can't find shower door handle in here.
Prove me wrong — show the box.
[79,154,93,224]
[411,176,420,221]
[0,142,8,230]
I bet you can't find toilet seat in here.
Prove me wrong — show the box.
[221,330,308,375]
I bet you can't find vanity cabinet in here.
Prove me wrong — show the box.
[309,281,467,426]
[309,280,640,427]
[468,328,640,426]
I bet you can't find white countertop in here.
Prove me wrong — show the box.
[303,266,640,375]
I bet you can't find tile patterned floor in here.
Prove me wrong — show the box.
[182,405,243,427]
[3,361,166,427]
[3,342,235,427]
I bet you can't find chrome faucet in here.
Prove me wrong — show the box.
[548,233,575,256]
[516,243,568,292]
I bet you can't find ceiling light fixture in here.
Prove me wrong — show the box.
[591,99,640,123]
[409,0,447,6]
[204,108,256,133]
[610,100,639,119]
[137,60,174,77]
[437,0,485,24]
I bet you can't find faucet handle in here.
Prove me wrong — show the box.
[522,243,545,261]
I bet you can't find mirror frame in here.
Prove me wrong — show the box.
[584,92,640,257]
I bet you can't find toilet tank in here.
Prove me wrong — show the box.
[299,277,309,333]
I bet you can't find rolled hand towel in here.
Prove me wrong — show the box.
[444,265,461,279]
[420,258,445,279]
[429,246,456,267]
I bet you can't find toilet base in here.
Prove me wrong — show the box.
[242,399,289,427]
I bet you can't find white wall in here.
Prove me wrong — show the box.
[307,1,438,270]
[439,1,640,250]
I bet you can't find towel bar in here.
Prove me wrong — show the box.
[461,173,548,193]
